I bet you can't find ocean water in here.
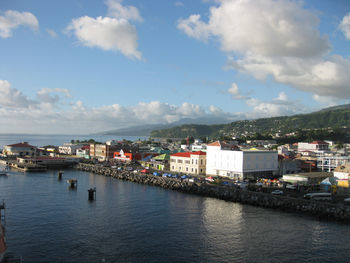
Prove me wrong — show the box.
[1,168,350,263]
[0,134,148,149]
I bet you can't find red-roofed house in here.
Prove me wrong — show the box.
[170,151,206,175]
[2,142,37,157]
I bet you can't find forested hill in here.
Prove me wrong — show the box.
[150,105,350,139]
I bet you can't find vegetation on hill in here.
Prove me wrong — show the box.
[150,107,350,143]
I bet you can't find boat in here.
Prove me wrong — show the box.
[0,172,7,177]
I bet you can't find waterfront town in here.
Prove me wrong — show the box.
[1,137,350,206]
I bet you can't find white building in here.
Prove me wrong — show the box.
[206,141,278,180]
[2,142,37,157]
[58,143,83,155]
[298,141,329,156]
[317,155,350,172]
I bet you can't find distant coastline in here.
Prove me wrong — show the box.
[0,134,148,149]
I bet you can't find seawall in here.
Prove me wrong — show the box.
[76,163,350,222]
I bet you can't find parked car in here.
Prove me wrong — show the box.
[271,190,284,195]
[205,176,214,182]
[286,184,297,190]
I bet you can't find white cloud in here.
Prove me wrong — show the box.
[0,10,39,38]
[36,88,71,104]
[340,12,350,39]
[178,0,350,99]
[227,82,248,100]
[0,80,236,134]
[178,0,329,57]
[0,80,36,108]
[312,95,341,107]
[228,54,350,98]
[106,0,143,22]
[66,16,141,59]
[245,93,307,118]
[46,28,57,38]
[67,1,142,60]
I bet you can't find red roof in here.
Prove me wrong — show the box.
[207,141,221,146]
[310,140,328,145]
[6,142,36,148]
[171,151,206,158]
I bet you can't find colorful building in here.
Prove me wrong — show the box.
[170,151,206,175]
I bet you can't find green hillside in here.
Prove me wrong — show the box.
[150,106,350,140]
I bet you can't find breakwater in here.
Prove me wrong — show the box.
[76,163,350,222]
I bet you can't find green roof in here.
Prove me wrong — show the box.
[153,154,170,161]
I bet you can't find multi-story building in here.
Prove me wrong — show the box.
[298,141,329,155]
[58,143,84,155]
[170,151,206,175]
[90,143,120,161]
[206,141,278,180]
[317,155,350,172]
[2,142,37,157]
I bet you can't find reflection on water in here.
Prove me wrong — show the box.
[0,169,349,263]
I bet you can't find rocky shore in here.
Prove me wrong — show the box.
[76,163,350,222]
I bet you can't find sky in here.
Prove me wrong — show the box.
[0,0,350,134]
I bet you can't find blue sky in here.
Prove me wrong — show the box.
[0,0,350,134]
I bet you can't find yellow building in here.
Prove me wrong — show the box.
[170,151,206,175]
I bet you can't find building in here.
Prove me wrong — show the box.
[141,154,170,171]
[317,155,350,172]
[282,172,332,185]
[206,141,278,180]
[298,141,329,155]
[2,142,37,157]
[90,143,120,161]
[333,164,350,188]
[58,143,84,155]
[278,155,301,176]
[113,149,133,162]
[170,151,206,175]
[76,146,90,159]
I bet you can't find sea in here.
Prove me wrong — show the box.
[0,134,350,262]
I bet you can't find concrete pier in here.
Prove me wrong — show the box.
[76,163,350,222]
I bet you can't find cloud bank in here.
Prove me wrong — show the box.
[178,0,350,99]
[0,80,236,134]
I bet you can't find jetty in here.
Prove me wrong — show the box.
[76,163,350,222]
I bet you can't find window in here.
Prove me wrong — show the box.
[186,168,188,171]
[172,166,174,169]
[200,159,203,165]
[196,159,198,165]
[178,159,183,163]
[185,160,190,164]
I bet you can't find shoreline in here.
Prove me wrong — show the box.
[76,163,350,223]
